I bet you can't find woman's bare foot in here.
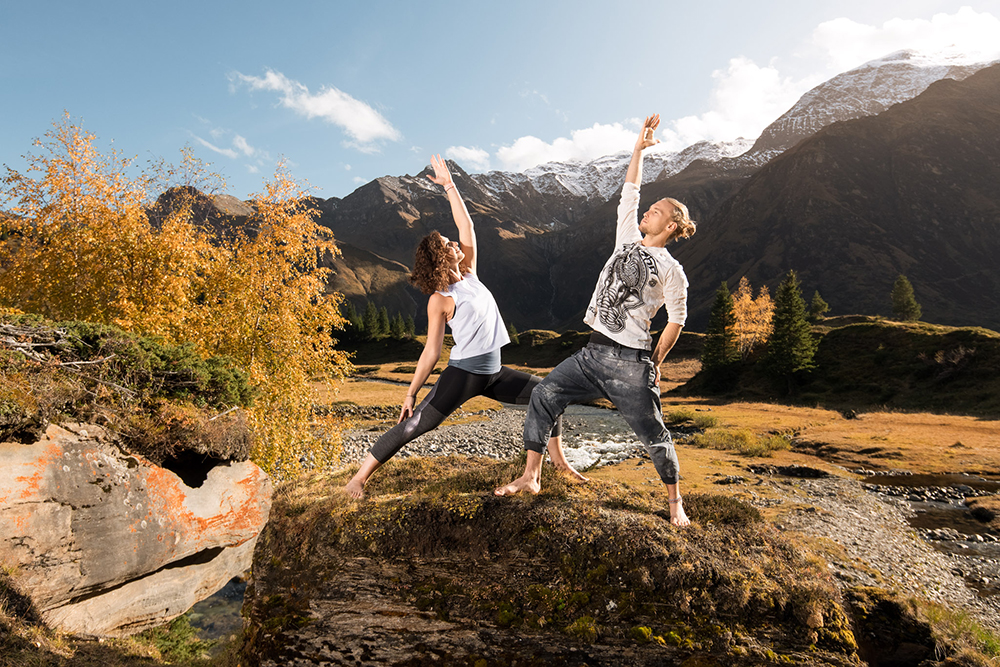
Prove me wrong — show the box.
[553,463,589,484]
[345,454,381,500]
[494,474,541,496]
[345,476,367,500]
[668,496,690,527]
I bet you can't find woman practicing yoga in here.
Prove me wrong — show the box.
[345,155,586,499]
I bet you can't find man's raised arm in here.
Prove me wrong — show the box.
[625,114,660,187]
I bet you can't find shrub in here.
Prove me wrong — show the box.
[692,427,790,457]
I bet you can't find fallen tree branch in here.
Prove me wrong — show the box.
[208,406,240,422]
[58,355,117,367]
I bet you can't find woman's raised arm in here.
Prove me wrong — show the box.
[427,154,477,273]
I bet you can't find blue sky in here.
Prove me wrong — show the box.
[3,1,1000,200]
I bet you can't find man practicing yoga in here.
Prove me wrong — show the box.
[495,114,696,527]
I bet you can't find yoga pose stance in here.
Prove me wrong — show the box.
[495,115,696,527]
[346,155,586,499]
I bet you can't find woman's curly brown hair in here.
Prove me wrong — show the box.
[409,231,453,295]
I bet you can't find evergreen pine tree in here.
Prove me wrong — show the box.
[362,301,380,339]
[340,299,363,341]
[507,322,520,345]
[891,274,922,321]
[809,290,830,321]
[404,314,416,338]
[377,306,390,338]
[701,282,739,387]
[766,270,817,391]
[389,312,406,339]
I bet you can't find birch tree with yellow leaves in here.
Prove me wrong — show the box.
[0,115,351,477]
[732,276,774,361]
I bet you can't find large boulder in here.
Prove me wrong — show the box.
[0,422,271,636]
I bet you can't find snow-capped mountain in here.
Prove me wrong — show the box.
[312,48,1000,331]
[467,48,997,206]
[474,138,753,203]
[749,48,998,155]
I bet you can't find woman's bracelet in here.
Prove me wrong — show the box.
[444,182,456,193]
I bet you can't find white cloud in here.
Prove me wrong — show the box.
[496,122,641,172]
[491,8,1000,174]
[194,135,238,159]
[492,61,809,172]
[353,176,366,184]
[246,164,259,174]
[344,164,352,171]
[445,146,491,172]
[812,7,1000,73]
[234,69,402,150]
[232,134,256,157]
[670,57,810,146]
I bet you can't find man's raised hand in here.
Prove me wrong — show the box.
[636,114,661,152]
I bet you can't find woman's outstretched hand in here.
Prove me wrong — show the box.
[635,114,660,152]
[427,154,454,189]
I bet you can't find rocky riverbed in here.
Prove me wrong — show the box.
[338,405,1000,633]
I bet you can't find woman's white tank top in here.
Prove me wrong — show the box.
[439,272,510,364]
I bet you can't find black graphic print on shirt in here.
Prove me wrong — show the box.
[595,244,660,333]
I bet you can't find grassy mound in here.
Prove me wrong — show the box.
[806,320,1000,415]
[676,318,1000,417]
[244,457,863,666]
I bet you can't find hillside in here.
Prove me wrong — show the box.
[676,317,1000,418]
[676,63,1000,331]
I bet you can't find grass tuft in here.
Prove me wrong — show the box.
[691,427,791,457]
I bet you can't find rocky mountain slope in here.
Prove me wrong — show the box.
[676,61,1000,330]
[750,49,996,157]
[314,49,998,332]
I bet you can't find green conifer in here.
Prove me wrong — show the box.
[507,322,520,345]
[701,282,739,383]
[390,312,406,339]
[891,274,922,321]
[766,271,817,391]
[362,301,380,339]
[404,314,416,338]
[340,299,363,340]
[809,290,830,321]
[377,306,390,338]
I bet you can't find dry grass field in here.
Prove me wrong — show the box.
[324,348,1000,486]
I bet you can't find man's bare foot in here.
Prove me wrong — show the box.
[553,463,589,484]
[668,496,690,527]
[345,477,366,500]
[494,474,541,496]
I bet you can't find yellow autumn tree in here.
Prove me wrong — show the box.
[0,114,351,477]
[190,163,352,474]
[732,276,774,360]
[0,115,214,329]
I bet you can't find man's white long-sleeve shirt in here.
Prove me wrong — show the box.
[583,182,689,350]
